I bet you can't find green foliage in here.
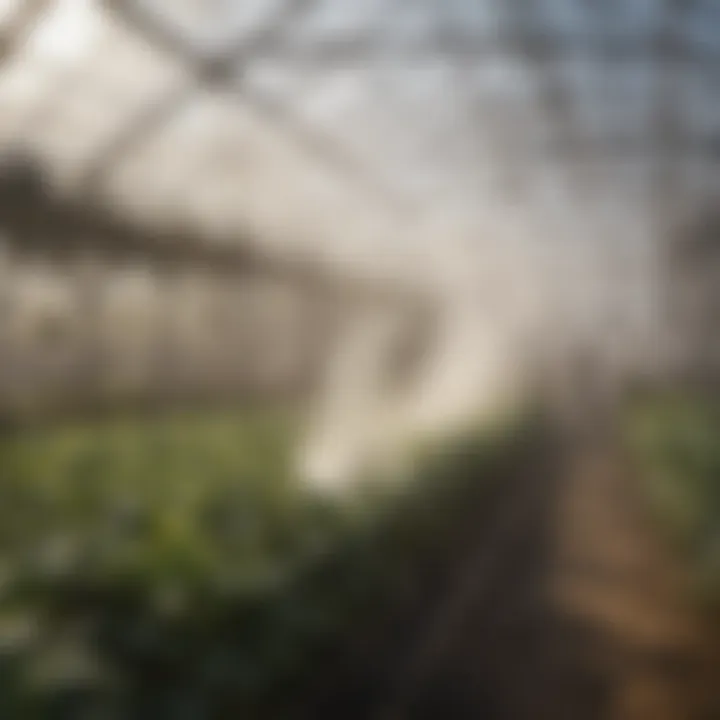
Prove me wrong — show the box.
[0,413,347,717]
[0,410,520,718]
[625,392,720,600]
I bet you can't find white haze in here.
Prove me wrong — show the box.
[1,0,718,488]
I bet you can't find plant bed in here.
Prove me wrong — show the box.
[624,390,720,607]
[0,409,533,718]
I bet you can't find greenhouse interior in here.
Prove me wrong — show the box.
[0,1,719,718]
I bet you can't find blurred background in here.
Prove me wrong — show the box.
[0,0,719,718]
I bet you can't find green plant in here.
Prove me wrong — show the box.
[625,392,720,600]
[0,409,525,718]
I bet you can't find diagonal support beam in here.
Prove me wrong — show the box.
[88,0,410,213]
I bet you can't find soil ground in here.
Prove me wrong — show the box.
[307,428,720,720]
